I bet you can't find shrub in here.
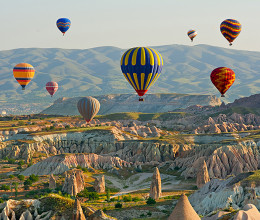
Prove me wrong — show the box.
[17,165,23,170]
[9,175,15,179]
[0,198,4,203]
[123,195,132,202]
[132,197,141,202]
[147,211,152,216]
[65,125,70,129]
[146,197,156,205]
[18,121,25,126]
[18,160,25,166]
[115,202,122,209]
[8,158,16,164]
[77,189,99,201]
[0,184,10,191]
[18,175,25,181]
[1,194,9,201]
[29,174,39,182]
[106,189,110,201]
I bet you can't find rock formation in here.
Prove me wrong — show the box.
[49,174,56,189]
[72,199,86,220]
[88,210,114,220]
[149,167,161,200]
[196,160,210,189]
[94,175,105,193]
[168,194,200,220]
[233,204,260,220]
[62,169,85,196]
[189,173,260,216]
[0,206,16,220]
[19,210,33,220]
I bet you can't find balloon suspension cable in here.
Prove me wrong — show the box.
[22,87,25,91]
[221,94,225,97]
[139,98,144,102]
[63,33,65,36]
[191,39,193,42]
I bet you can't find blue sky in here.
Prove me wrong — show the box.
[1,0,259,51]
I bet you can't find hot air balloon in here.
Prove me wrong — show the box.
[77,97,100,122]
[120,47,163,101]
[46,81,58,97]
[56,18,71,35]
[220,19,241,46]
[13,63,35,90]
[187,30,197,42]
[210,67,235,97]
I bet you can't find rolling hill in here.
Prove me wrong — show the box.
[0,44,259,114]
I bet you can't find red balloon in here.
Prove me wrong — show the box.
[46,81,58,97]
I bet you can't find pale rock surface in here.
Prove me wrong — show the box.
[168,194,200,220]
[202,211,230,220]
[233,204,260,220]
[19,210,33,220]
[189,174,260,216]
[72,199,86,220]
[0,206,16,220]
[62,169,85,196]
[149,167,161,200]
[94,175,105,193]
[196,160,210,189]
[88,210,115,220]
[49,174,56,189]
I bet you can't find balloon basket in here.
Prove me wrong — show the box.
[221,94,225,97]
[22,88,25,90]
[139,98,144,101]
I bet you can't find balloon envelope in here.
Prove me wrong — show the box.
[120,47,163,98]
[77,97,100,122]
[220,19,241,45]
[187,30,197,41]
[56,18,71,35]
[210,67,235,97]
[46,81,58,97]
[13,63,35,90]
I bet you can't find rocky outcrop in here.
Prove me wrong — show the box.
[49,174,56,189]
[72,199,86,220]
[170,141,260,179]
[194,113,260,134]
[149,167,161,200]
[21,153,131,176]
[233,204,260,220]
[196,160,210,189]
[168,194,200,220]
[88,210,115,220]
[189,173,260,215]
[62,169,85,196]
[19,210,33,220]
[1,206,16,220]
[94,176,105,193]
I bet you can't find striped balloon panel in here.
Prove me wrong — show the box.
[56,18,71,33]
[187,30,197,40]
[13,63,35,88]
[46,81,58,96]
[120,47,163,96]
[220,19,241,43]
[210,67,235,95]
[77,97,100,122]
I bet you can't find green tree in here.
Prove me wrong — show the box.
[146,197,156,205]
[0,184,10,191]
[106,189,110,201]
[18,175,25,181]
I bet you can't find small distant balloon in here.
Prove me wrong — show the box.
[77,97,100,122]
[120,47,163,101]
[210,67,235,97]
[46,81,58,97]
[56,18,71,36]
[13,63,35,90]
[187,30,197,42]
[220,19,241,46]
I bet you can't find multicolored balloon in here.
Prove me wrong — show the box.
[13,63,35,90]
[220,19,241,46]
[56,18,71,35]
[187,30,197,42]
[77,97,100,122]
[210,67,235,97]
[120,47,163,101]
[46,81,58,97]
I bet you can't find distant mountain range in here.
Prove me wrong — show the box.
[0,44,259,114]
[41,93,221,115]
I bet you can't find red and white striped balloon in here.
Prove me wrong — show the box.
[46,81,58,97]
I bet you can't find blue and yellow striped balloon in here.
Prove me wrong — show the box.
[13,63,35,90]
[120,47,163,99]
